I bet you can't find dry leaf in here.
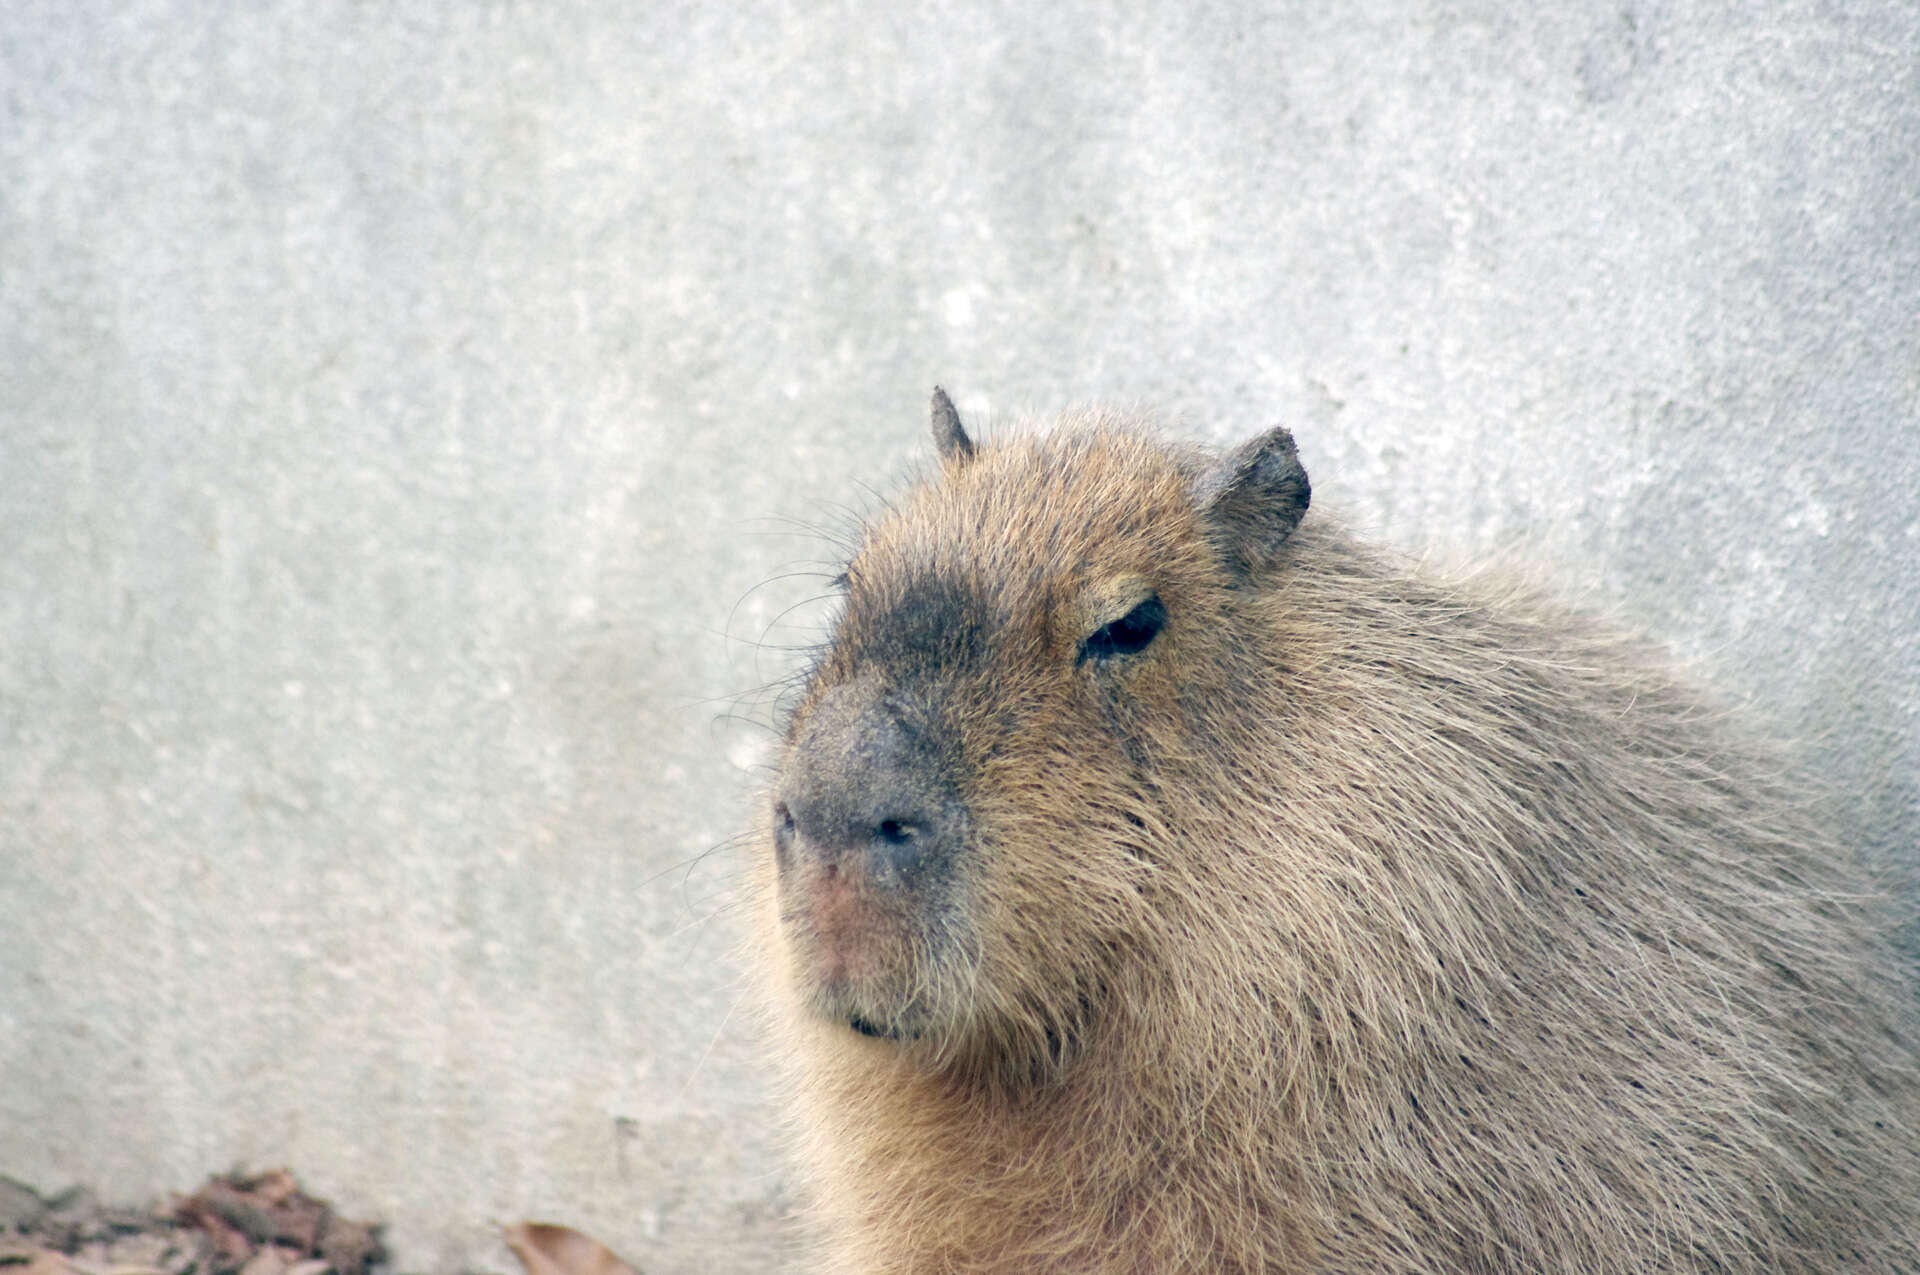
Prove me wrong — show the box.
[236,1245,299,1275]
[90,1232,183,1275]
[170,1171,381,1275]
[501,1224,639,1275]
[169,1198,251,1266]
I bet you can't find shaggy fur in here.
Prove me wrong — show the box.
[749,404,1920,1273]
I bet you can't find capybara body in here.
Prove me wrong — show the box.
[751,394,1920,1273]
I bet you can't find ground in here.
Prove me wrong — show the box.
[0,1175,631,1275]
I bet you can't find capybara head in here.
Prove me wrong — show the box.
[766,389,1309,1075]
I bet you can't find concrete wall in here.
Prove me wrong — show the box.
[4,2,1915,1272]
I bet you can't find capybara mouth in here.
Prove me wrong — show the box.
[785,925,934,1042]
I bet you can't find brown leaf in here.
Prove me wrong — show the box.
[312,1213,379,1275]
[181,1178,320,1253]
[170,1197,252,1267]
[170,1173,380,1275]
[236,1244,300,1275]
[93,1232,185,1275]
[240,1177,297,1211]
[501,1224,639,1275]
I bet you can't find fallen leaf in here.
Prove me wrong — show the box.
[169,1198,251,1266]
[243,1176,298,1210]
[180,1176,322,1253]
[170,1172,381,1275]
[501,1224,640,1275]
[313,1213,377,1275]
[89,1232,182,1275]
[236,1244,301,1275]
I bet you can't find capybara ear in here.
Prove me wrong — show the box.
[1196,426,1311,579]
[930,386,975,465]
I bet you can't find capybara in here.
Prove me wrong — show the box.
[749,390,1920,1273]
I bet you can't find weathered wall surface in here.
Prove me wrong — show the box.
[4,2,1915,1271]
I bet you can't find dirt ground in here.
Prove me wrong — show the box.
[0,1173,632,1275]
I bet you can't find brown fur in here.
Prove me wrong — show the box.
[748,403,1920,1273]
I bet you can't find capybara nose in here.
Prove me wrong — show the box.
[774,681,958,892]
[773,797,937,889]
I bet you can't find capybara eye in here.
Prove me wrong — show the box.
[774,803,797,837]
[1080,596,1167,664]
[877,820,914,844]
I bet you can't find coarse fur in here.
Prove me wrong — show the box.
[747,400,1920,1273]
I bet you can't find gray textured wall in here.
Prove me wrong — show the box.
[4,3,1916,1272]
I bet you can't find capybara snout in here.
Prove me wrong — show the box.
[774,678,962,893]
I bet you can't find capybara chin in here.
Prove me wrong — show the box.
[748,389,1920,1274]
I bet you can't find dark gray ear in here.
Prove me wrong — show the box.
[1196,426,1311,578]
[930,386,974,464]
